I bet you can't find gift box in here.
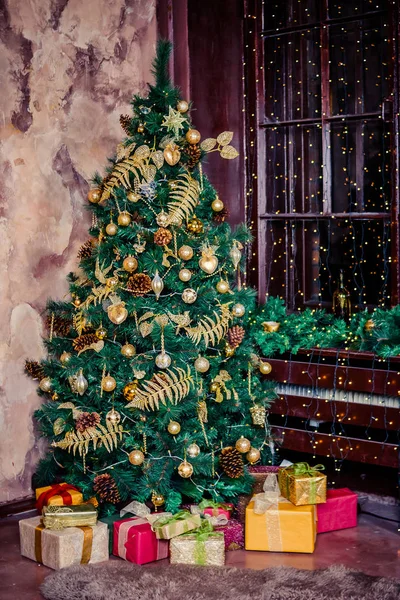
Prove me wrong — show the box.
[99,514,126,554]
[152,511,201,540]
[317,488,358,533]
[214,518,244,550]
[245,499,316,553]
[42,503,97,529]
[278,462,327,506]
[19,516,108,570]
[170,527,225,566]
[236,466,280,522]
[188,500,233,520]
[35,483,83,511]
[113,517,169,565]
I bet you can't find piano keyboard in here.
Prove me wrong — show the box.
[276,383,400,409]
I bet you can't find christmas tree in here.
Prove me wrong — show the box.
[28,41,275,514]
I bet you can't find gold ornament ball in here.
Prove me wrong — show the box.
[155,352,172,369]
[123,256,138,273]
[225,343,236,358]
[216,280,230,294]
[60,351,71,365]
[186,129,201,144]
[177,100,189,113]
[187,217,204,235]
[187,443,200,458]
[96,326,107,340]
[179,268,192,282]
[123,381,138,401]
[129,450,145,466]
[106,223,118,236]
[106,276,119,288]
[178,245,194,261]
[235,437,251,453]
[232,303,245,318]
[39,377,52,392]
[152,492,165,507]
[127,191,140,203]
[87,188,101,204]
[102,375,116,392]
[182,288,197,304]
[118,212,131,227]
[121,343,136,358]
[137,123,145,133]
[167,421,181,435]
[194,356,210,373]
[73,298,82,308]
[209,381,219,393]
[211,198,224,212]
[259,361,272,375]
[365,319,375,331]
[156,211,170,227]
[246,447,261,464]
[178,460,193,478]
[106,408,121,425]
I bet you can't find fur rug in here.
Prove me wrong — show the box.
[41,561,400,600]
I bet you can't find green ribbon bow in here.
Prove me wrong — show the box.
[180,519,224,565]
[198,499,231,512]
[152,510,191,529]
[287,462,325,477]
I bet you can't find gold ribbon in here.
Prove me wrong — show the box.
[34,522,93,564]
[252,473,290,552]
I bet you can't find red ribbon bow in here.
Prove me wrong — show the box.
[36,483,80,511]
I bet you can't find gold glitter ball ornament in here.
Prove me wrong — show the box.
[232,303,245,318]
[211,198,224,212]
[250,404,266,426]
[123,256,138,272]
[155,352,172,369]
[235,437,251,454]
[156,211,170,227]
[194,356,210,373]
[179,268,192,282]
[60,352,71,365]
[182,288,197,304]
[177,100,189,113]
[129,450,145,466]
[187,443,200,458]
[216,280,230,293]
[168,421,181,435]
[121,343,136,358]
[39,377,52,392]
[187,217,204,235]
[87,188,101,204]
[118,212,131,227]
[178,245,194,260]
[186,129,201,144]
[106,408,121,425]
[102,375,116,392]
[123,381,138,401]
[178,460,193,478]
[137,123,145,133]
[96,326,107,340]
[259,361,272,375]
[224,343,236,358]
[152,491,165,507]
[106,223,118,236]
[246,447,261,464]
[73,298,82,308]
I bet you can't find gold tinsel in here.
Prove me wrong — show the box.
[25,360,45,381]
[219,446,244,479]
[93,473,121,504]
[126,273,152,296]
[154,227,173,246]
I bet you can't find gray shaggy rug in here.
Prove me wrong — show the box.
[40,561,400,600]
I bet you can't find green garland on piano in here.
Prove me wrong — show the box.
[250,297,400,360]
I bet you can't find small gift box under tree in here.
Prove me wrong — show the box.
[278,463,327,506]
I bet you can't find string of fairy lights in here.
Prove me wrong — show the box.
[243,0,397,473]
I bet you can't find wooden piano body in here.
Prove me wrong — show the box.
[268,349,400,468]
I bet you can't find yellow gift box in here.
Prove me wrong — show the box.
[245,499,316,553]
[35,483,83,510]
[278,463,327,506]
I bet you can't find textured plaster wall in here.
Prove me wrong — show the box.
[0,0,157,503]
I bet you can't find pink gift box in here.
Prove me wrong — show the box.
[317,488,358,534]
[214,519,244,551]
[203,504,233,520]
[113,517,169,565]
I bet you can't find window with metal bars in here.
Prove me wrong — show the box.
[245,0,399,311]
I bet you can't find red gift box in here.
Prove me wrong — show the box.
[113,517,169,565]
[214,519,244,551]
[202,504,233,520]
[317,488,358,534]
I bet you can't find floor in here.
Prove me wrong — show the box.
[0,511,399,600]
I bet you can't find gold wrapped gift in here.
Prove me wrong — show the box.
[152,511,201,540]
[19,516,108,570]
[42,503,98,530]
[278,463,327,506]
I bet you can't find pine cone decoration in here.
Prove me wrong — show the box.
[119,114,132,135]
[127,273,152,296]
[154,227,173,246]
[227,325,245,348]
[75,411,101,432]
[186,144,202,168]
[25,360,45,381]
[93,473,121,504]
[72,333,99,352]
[219,446,244,479]
[77,239,95,259]
[47,315,72,337]
[213,206,229,224]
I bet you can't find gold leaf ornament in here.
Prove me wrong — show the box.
[185,303,233,347]
[100,145,153,202]
[51,420,127,456]
[216,131,234,146]
[53,417,66,436]
[126,366,194,411]
[220,145,239,160]
[200,138,217,152]
[152,150,164,170]
[167,173,200,225]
